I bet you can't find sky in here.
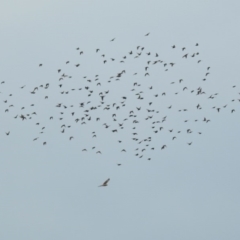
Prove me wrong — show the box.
[0,1,240,240]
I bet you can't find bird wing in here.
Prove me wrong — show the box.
[103,178,110,185]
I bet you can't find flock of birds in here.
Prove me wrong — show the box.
[2,33,239,187]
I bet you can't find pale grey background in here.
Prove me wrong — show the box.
[0,1,240,239]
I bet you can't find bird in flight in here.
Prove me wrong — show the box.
[98,178,110,187]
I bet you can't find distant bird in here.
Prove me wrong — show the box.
[161,145,167,150]
[98,178,110,187]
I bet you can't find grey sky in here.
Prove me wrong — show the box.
[1,1,240,240]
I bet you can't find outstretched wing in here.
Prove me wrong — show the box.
[103,178,110,185]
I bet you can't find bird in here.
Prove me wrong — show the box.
[98,178,110,187]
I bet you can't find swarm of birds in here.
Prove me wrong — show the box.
[2,33,239,187]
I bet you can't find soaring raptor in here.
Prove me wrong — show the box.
[98,178,110,187]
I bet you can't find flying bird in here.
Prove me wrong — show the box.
[98,178,110,187]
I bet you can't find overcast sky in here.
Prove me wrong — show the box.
[1,1,240,240]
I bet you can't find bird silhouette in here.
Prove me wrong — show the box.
[98,178,110,187]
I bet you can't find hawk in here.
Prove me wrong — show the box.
[98,178,110,187]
